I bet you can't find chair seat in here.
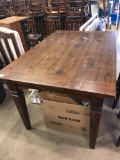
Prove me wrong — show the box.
[28,34,43,47]
[68,16,81,19]
[28,34,43,40]
[0,15,6,19]
[47,14,65,19]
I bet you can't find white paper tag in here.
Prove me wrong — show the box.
[0,74,4,78]
[31,97,41,104]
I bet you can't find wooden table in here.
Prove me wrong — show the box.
[0,16,29,51]
[0,30,116,149]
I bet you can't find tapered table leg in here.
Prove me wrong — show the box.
[90,99,103,149]
[116,136,120,147]
[7,83,31,130]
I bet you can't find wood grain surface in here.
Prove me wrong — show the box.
[0,16,28,24]
[0,30,116,98]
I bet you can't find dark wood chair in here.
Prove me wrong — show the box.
[112,74,120,147]
[44,0,65,37]
[0,28,24,104]
[0,64,6,104]
[0,31,21,67]
[116,111,120,147]
[65,0,90,30]
[0,3,6,19]
[17,0,30,16]
[112,73,120,109]
[31,2,45,36]
[51,0,65,8]
[25,18,43,47]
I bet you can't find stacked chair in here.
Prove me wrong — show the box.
[43,0,65,37]
[65,0,90,30]
[25,18,43,47]
[0,1,6,19]
[3,0,21,17]
[0,0,92,39]
[18,0,44,47]
[30,0,44,37]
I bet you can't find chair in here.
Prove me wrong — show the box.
[0,27,25,67]
[116,135,120,147]
[65,0,89,30]
[51,0,65,8]
[25,18,43,47]
[17,0,30,16]
[0,64,6,104]
[30,1,45,37]
[0,27,25,104]
[112,73,120,109]
[44,0,65,37]
[112,73,120,147]
[116,111,120,147]
[0,3,6,19]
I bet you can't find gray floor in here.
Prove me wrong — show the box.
[0,90,120,160]
[0,24,120,160]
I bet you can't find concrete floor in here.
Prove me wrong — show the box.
[0,25,120,160]
[0,90,120,160]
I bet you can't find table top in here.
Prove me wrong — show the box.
[0,16,28,24]
[0,30,116,98]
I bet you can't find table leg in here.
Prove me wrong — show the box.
[90,99,103,149]
[7,83,31,130]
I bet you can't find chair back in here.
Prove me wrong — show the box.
[0,27,25,67]
[44,0,65,19]
[25,18,36,34]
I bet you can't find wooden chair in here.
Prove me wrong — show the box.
[51,0,65,8]
[112,73,120,109]
[0,2,6,19]
[116,135,120,147]
[116,111,120,147]
[0,27,24,104]
[31,0,44,13]
[0,30,22,67]
[70,0,91,16]
[112,74,120,147]
[30,1,45,36]
[17,0,30,16]
[25,18,43,47]
[44,0,65,37]
[0,64,6,104]
[65,0,89,30]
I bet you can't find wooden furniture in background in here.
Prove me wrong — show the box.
[25,18,43,47]
[0,30,116,149]
[65,0,89,30]
[20,0,45,38]
[0,1,7,19]
[0,16,29,51]
[44,0,65,37]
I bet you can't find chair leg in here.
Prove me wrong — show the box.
[116,73,120,91]
[116,136,120,147]
[112,89,120,109]
[117,111,120,119]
